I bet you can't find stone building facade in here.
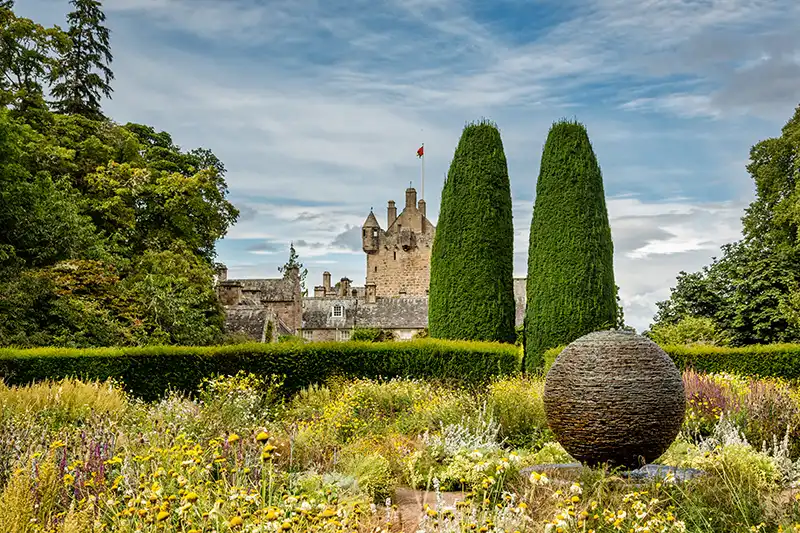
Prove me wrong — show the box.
[215,265,302,342]
[362,187,435,299]
[216,185,527,342]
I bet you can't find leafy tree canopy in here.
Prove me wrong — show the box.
[0,2,239,347]
[650,104,800,345]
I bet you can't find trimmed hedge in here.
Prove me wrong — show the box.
[525,120,616,371]
[0,339,521,401]
[542,343,800,381]
[429,119,516,343]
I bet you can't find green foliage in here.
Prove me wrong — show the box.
[647,316,731,346]
[279,242,308,297]
[350,327,395,342]
[50,0,113,119]
[344,453,393,503]
[0,3,238,348]
[429,119,516,343]
[486,375,550,447]
[652,105,800,346]
[524,119,616,371]
[0,339,521,401]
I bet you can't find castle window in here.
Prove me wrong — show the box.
[332,304,343,318]
[372,228,378,237]
[337,329,351,341]
[393,251,397,260]
[302,329,313,340]
[374,266,377,272]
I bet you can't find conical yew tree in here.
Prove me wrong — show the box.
[524,119,616,371]
[429,119,516,343]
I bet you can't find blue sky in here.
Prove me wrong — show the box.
[22,0,800,332]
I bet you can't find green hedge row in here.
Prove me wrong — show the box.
[543,343,800,381]
[0,339,521,401]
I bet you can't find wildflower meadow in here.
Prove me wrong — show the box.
[3,370,800,532]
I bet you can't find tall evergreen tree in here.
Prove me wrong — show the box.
[50,0,113,119]
[279,242,308,296]
[524,119,616,371]
[429,119,516,343]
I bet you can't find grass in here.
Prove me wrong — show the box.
[1,371,800,531]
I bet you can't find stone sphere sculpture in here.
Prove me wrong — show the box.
[543,330,686,469]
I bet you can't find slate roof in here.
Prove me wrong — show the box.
[224,307,269,341]
[302,279,527,331]
[356,297,428,329]
[224,307,293,341]
[302,297,428,330]
[223,278,296,304]
[302,298,358,329]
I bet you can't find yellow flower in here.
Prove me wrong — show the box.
[63,473,75,486]
[256,431,270,442]
[228,433,240,444]
[185,492,199,503]
[230,516,244,527]
[280,520,292,530]
[156,510,169,522]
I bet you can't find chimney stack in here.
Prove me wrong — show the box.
[405,187,417,210]
[339,277,351,297]
[323,271,331,295]
[387,200,397,227]
[417,198,426,217]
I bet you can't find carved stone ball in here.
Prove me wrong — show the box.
[543,330,686,469]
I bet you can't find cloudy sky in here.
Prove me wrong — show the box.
[22,0,800,332]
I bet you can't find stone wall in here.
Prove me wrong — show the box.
[364,189,436,298]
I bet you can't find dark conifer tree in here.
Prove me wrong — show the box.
[51,0,113,119]
[524,119,616,371]
[429,119,516,343]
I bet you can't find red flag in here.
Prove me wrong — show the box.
[416,145,424,158]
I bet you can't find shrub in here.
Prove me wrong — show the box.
[429,119,516,344]
[648,316,730,346]
[0,377,127,425]
[0,339,520,401]
[344,453,393,503]
[524,119,616,371]
[487,375,549,447]
[350,328,395,342]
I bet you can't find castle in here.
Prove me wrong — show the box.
[217,186,526,341]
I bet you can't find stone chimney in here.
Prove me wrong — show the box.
[323,271,331,295]
[314,286,325,298]
[405,187,417,210]
[339,277,351,297]
[387,200,397,227]
[417,198,426,217]
[215,263,228,282]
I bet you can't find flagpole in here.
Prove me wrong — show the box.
[421,143,425,200]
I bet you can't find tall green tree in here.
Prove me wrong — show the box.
[650,104,800,345]
[50,0,113,119]
[428,119,516,343]
[279,242,308,296]
[0,6,67,114]
[525,119,616,371]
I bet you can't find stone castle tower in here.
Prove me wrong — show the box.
[361,186,436,300]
